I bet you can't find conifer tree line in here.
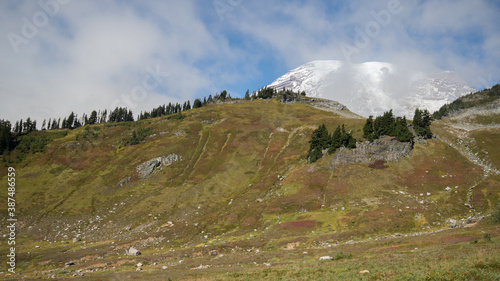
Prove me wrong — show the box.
[138,90,233,120]
[253,86,306,100]
[0,120,14,154]
[362,108,432,142]
[4,86,302,139]
[433,84,500,120]
[2,86,308,155]
[308,124,357,163]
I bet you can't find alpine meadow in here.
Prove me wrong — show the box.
[1,86,500,280]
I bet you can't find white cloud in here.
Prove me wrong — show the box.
[0,0,499,124]
[0,0,240,123]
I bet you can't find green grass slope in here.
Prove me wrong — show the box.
[0,98,499,279]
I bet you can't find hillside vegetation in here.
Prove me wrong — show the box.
[433,84,500,120]
[1,97,499,280]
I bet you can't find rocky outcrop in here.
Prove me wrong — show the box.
[300,98,347,112]
[136,154,182,179]
[281,94,347,112]
[330,136,412,166]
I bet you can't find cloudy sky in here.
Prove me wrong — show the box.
[1,0,499,124]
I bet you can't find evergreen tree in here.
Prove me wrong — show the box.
[51,119,58,130]
[88,110,97,125]
[374,110,395,137]
[363,116,375,141]
[62,117,67,129]
[395,117,413,142]
[23,118,31,133]
[256,87,274,99]
[413,108,432,138]
[127,109,134,121]
[100,110,107,123]
[308,147,323,163]
[0,120,13,154]
[67,112,75,129]
[308,124,329,162]
[244,89,250,100]
[193,98,202,109]
[363,110,413,143]
[327,124,357,154]
[14,121,21,135]
[220,90,227,100]
[328,125,342,154]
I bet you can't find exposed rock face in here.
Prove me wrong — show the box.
[281,94,347,112]
[330,136,412,166]
[136,154,182,179]
[300,98,347,112]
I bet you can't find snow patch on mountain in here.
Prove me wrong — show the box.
[269,60,476,118]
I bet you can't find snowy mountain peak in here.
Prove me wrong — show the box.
[269,60,476,118]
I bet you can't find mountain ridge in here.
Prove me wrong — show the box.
[0,96,499,279]
[269,60,476,118]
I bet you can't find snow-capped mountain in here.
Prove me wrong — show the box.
[268,60,476,118]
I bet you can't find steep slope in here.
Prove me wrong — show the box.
[269,60,476,118]
[0,98,498,279]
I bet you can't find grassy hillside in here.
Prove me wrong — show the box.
[1,98,499,280]
[433,84,500,120]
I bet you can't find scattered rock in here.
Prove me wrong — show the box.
[162,266,168,270]
[127,247,141,256]
[117,176,131,187]
[359,270,370,274]
[136,262,143,267]
[319,256,333,261]
[209,250,218,256]
[136,267,142,271]
[174,130,186,136]
[202,119,216,125]
[447,219,458,228]
[191,264,211,270]
[72,237,81,243]
[65,261,75,266]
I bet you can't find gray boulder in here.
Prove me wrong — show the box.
[136,154,182,179]
[127,247,141,256]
